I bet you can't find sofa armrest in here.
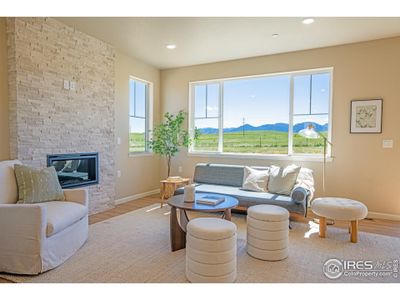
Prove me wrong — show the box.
[0,204,47,274]
[290,186,312,217]
[63,189,89,207]
[290,186,310,204]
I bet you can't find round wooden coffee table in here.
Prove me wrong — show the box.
[167,193,239,251]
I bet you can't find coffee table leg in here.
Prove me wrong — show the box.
[170,207,186,251]
[160,183,165,208]
[224,209,232,221]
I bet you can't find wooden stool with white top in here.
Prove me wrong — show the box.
[159,177,190,208]
[311,197,368,243]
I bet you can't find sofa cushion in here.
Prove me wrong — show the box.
[194,164,244,187]
[176,184,299,210]
[43,201,88,237]
[0,160,20,204]
[267,164,301,195]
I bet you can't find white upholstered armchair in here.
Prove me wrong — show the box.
[0,160,89,275]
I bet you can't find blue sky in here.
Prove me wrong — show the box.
[195,73,330,131]
[130,79,147,133]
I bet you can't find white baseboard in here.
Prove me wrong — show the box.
[367,211,400,221]
[114,189,160,205]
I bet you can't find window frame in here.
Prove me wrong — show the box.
[129,76,153,156]
[188,67,333,161]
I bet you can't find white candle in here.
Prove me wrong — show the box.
[184,184,195,203]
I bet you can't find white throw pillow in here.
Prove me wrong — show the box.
[242,166,270,192]
[268,164,301,195]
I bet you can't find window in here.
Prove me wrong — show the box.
[129,77,152,154]
[189,68,332,158]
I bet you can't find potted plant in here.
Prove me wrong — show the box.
[150,110,200,177]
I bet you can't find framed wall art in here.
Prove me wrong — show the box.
[350,99,383,133]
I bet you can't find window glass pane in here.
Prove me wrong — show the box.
[293,115,328,154]
[223,75,290,154]
[129,117,146,152]
[129,80,135,116]
[293,75,311,115]
[193,119,219,151]
[194,85,206,118]
[311,73,330,114]
[135,81,147,118]
[206,84,219,118]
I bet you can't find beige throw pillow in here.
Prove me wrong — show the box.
[14,164,65,204]
[241,166,269,192]
[267,164,301,195]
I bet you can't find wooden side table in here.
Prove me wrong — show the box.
[160,178,190,208]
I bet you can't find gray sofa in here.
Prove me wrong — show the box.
[175,163,314,216]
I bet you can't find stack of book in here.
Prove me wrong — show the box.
[196,195,225,206]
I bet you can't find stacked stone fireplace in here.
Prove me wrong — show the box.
[7,17,116,213]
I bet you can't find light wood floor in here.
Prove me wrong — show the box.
[1,194,399,283]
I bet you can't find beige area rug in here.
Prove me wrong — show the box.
[1,204,399,283]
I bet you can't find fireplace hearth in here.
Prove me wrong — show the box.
[47,152,99,189]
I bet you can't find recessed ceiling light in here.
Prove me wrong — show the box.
[166,44,176,49]
[272,33,279,38]
[302,18,315,25]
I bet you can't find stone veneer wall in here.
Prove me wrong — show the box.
[7,17,116,213]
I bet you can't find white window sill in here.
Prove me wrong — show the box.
[129,152,154,158]
[187,151,333,162]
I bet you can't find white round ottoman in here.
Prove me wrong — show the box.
[311,197,368,243]
[246,205,289,261]
[186,217,237,283]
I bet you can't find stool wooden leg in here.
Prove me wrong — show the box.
[350,220,358,243]
[319,217,326,238]
[160,183,165,208]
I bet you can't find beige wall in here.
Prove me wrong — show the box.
[161,37,400,217]
[0,18,9,160]
[114,51,161,200]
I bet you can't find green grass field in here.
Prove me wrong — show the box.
[129,130,325,154]
[129,132,146,153]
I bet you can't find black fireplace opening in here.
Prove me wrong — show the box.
[47,152,99,189]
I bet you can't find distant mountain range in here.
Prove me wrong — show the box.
[199,122,328,134]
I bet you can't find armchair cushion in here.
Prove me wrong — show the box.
[43,201,88,237]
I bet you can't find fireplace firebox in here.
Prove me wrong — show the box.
[47,152,99,189]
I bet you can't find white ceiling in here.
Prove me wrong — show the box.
[57,17,400,69]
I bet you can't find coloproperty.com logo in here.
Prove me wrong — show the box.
[323,258,399,280]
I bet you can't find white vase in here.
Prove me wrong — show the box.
[184,184,195,203]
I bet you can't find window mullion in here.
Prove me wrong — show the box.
[218,82,224,153]
[288,75,294,155]
[309,74,313,114]
[145,84,149,151]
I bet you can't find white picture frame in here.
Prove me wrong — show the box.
[350,99,383,133]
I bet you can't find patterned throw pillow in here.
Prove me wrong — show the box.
[14,164,65,204]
